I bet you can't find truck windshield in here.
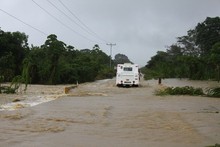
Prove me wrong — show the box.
[123,67,133,71]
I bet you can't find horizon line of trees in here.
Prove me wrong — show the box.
[143,16,220,82]
[0,28,132,85]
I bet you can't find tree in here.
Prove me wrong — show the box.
[177,30,201,57]
[0,29,29,81]
[210,42,220,82]
[0,29,116,85]
[42,34,66,84]
[144,17,220,81]
[93,44,100,50]
[195,17,220,56]
[114,53,132,65]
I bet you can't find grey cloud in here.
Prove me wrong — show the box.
[0,0,220,66]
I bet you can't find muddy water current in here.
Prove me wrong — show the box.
[0,78,219,147]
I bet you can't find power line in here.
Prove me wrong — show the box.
[58,0,108,43]
[32,0,95,43]
[0,8,47,36]
[47,0,101,42]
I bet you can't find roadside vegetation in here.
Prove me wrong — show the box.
[155,86,220,98]
[0,76,16,94]
[206,87,220,98]
[155,86,204,96]
[141,16,220,98]
[142,17,220,82]
[206,143,220,147]
[0,27,133,93]
[0,31,115,85]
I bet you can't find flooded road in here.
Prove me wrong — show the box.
[0,79,220,147]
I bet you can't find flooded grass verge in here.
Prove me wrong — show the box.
[155,86,204,96]
[155,86,220,98]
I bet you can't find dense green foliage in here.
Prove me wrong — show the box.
[144,17,220,81]
[0,29,29,81]
[0,29,115,85]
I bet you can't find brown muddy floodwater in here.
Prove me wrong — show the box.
[0,78,220,147]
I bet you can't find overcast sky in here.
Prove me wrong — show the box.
[1,0,220,66]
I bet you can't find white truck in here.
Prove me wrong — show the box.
[116,63,140,87]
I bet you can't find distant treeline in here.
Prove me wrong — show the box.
[0,29,131,85]
[143,17,220,81]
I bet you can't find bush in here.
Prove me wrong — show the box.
[0,86,16,94]
[155,86,204,96]
[206,87,220,98]
[96,68,115,80]
[206,143,220,147]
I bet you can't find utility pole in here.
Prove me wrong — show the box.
[106,43,116,68]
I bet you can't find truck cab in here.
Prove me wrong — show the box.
[116,63,140,87]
